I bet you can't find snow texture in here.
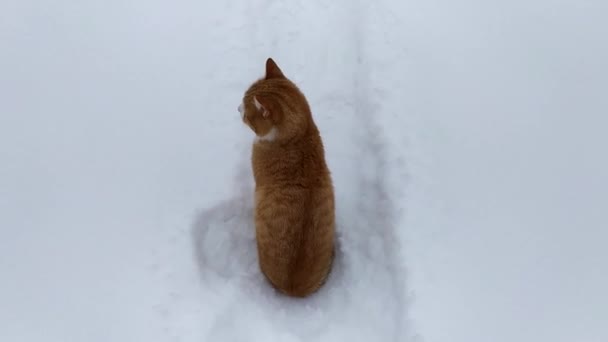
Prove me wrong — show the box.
[1,0,607,342]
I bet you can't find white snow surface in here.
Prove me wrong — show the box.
[1,1,607,342]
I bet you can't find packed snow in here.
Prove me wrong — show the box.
[1,0,607,342]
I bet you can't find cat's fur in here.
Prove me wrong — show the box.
[239,58,335,297]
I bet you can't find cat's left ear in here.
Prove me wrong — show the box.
[253,96,271,118]
[265,58,285,79]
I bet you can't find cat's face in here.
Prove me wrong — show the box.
[239,93,276,141]
[239,58,310,142]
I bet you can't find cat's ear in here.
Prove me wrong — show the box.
[253,95,271,118]
[265,58,285,79]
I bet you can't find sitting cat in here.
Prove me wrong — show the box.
[238,58,335,297]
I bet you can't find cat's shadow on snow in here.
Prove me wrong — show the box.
[191,193,346,306]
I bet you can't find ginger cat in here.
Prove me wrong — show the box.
[238,58,335,297]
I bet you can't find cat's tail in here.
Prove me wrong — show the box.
[281,246,335,298]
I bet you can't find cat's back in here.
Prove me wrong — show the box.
[253,131,335,297]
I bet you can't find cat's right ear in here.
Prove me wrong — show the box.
[265,58,285,79]
[253,96,271,118]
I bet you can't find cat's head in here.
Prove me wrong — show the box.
[239,58,311,142]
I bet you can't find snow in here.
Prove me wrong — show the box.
[1,0,607,342]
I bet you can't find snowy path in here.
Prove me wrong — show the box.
[159,1,412,341]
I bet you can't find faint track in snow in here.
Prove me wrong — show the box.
[345,0,409,339]
[189,0,412,341]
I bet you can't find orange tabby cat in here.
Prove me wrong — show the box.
[238,58,335,297]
